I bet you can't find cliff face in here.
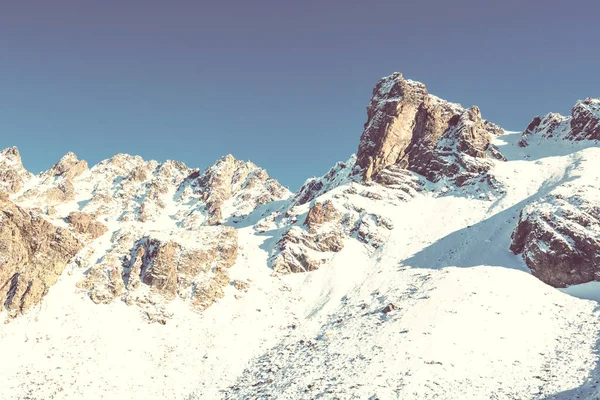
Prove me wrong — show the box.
[354,73,504,187]
[0,198,83,315]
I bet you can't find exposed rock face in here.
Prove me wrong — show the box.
[570,98,600,140]
[14,151,289,229]
[0,147,32,194]
[67,212,108,239]
[304,201,341,233]
[0,149,288,319]
[19,152,89,203]
[271,226,344,274]
[192,266,231,311]
[295,158,354,206]
[519,98,600,146]
[520,113,572,147]
[272,201,345,274]
[140,239,180,297]
[77,226,238,316]
[354,72,504,187]
[373,165,424,200]
[0,199,82,315]
[44,152,88,181]
[195,154,290,225]
[272,174,403,274]
[510,193,600,287]
[356,73,429,180]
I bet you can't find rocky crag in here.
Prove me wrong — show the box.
[353,72,505,188]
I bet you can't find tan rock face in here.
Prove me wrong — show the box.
[195,154,290,225]
[138,227,239,309]
[76,226,239,318]
[355,73,429,181]
[354,73,504,187]
[0,200,82,315]
[44,152,88,181]
[67,212,108,239]
[0,147,32,194]
[304,201,341,233]
[141,240,180,297]
[272,201,345,274]
[192,267,231,311]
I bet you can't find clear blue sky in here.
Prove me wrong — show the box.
[1,0,598,190]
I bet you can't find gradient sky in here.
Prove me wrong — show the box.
[1,0,598,189]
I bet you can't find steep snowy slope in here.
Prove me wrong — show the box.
[1,73,600,400]
[219,131,600,399]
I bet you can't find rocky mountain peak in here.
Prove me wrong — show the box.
[369,72,428,106]
[196,154,290,225]
[0,146,23,163]
[44,152,88,180]
[354,73,504,188]
[0,146,32,194]
[571,97,600,140]
[520,97,600,145]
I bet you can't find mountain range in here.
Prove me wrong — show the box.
[1,72,600,400]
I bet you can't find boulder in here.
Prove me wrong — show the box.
[510,191,600,287]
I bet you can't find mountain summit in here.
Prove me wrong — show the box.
[354,72,505,187]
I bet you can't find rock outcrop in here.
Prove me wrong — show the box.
[519,98,600,146]
[13,151,289,229]
[511,107,600,287]
[571,98,600,140]
[77,226,239,317]
[194,154,290,225]
[294,158,355,206]
[19,152,89,204]
[43,152,88,181]
[0,198,82,315]
[0,147,32,194]
[271,178,400,274]
[304,201,341,233]
[272,201,345,274]
[510,191,600,287]
[67,211,108,239]
[354,73,504,187]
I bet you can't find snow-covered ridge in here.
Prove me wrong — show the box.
[0,149,291,322]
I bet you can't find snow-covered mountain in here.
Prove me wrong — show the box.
[2,72,600,400]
